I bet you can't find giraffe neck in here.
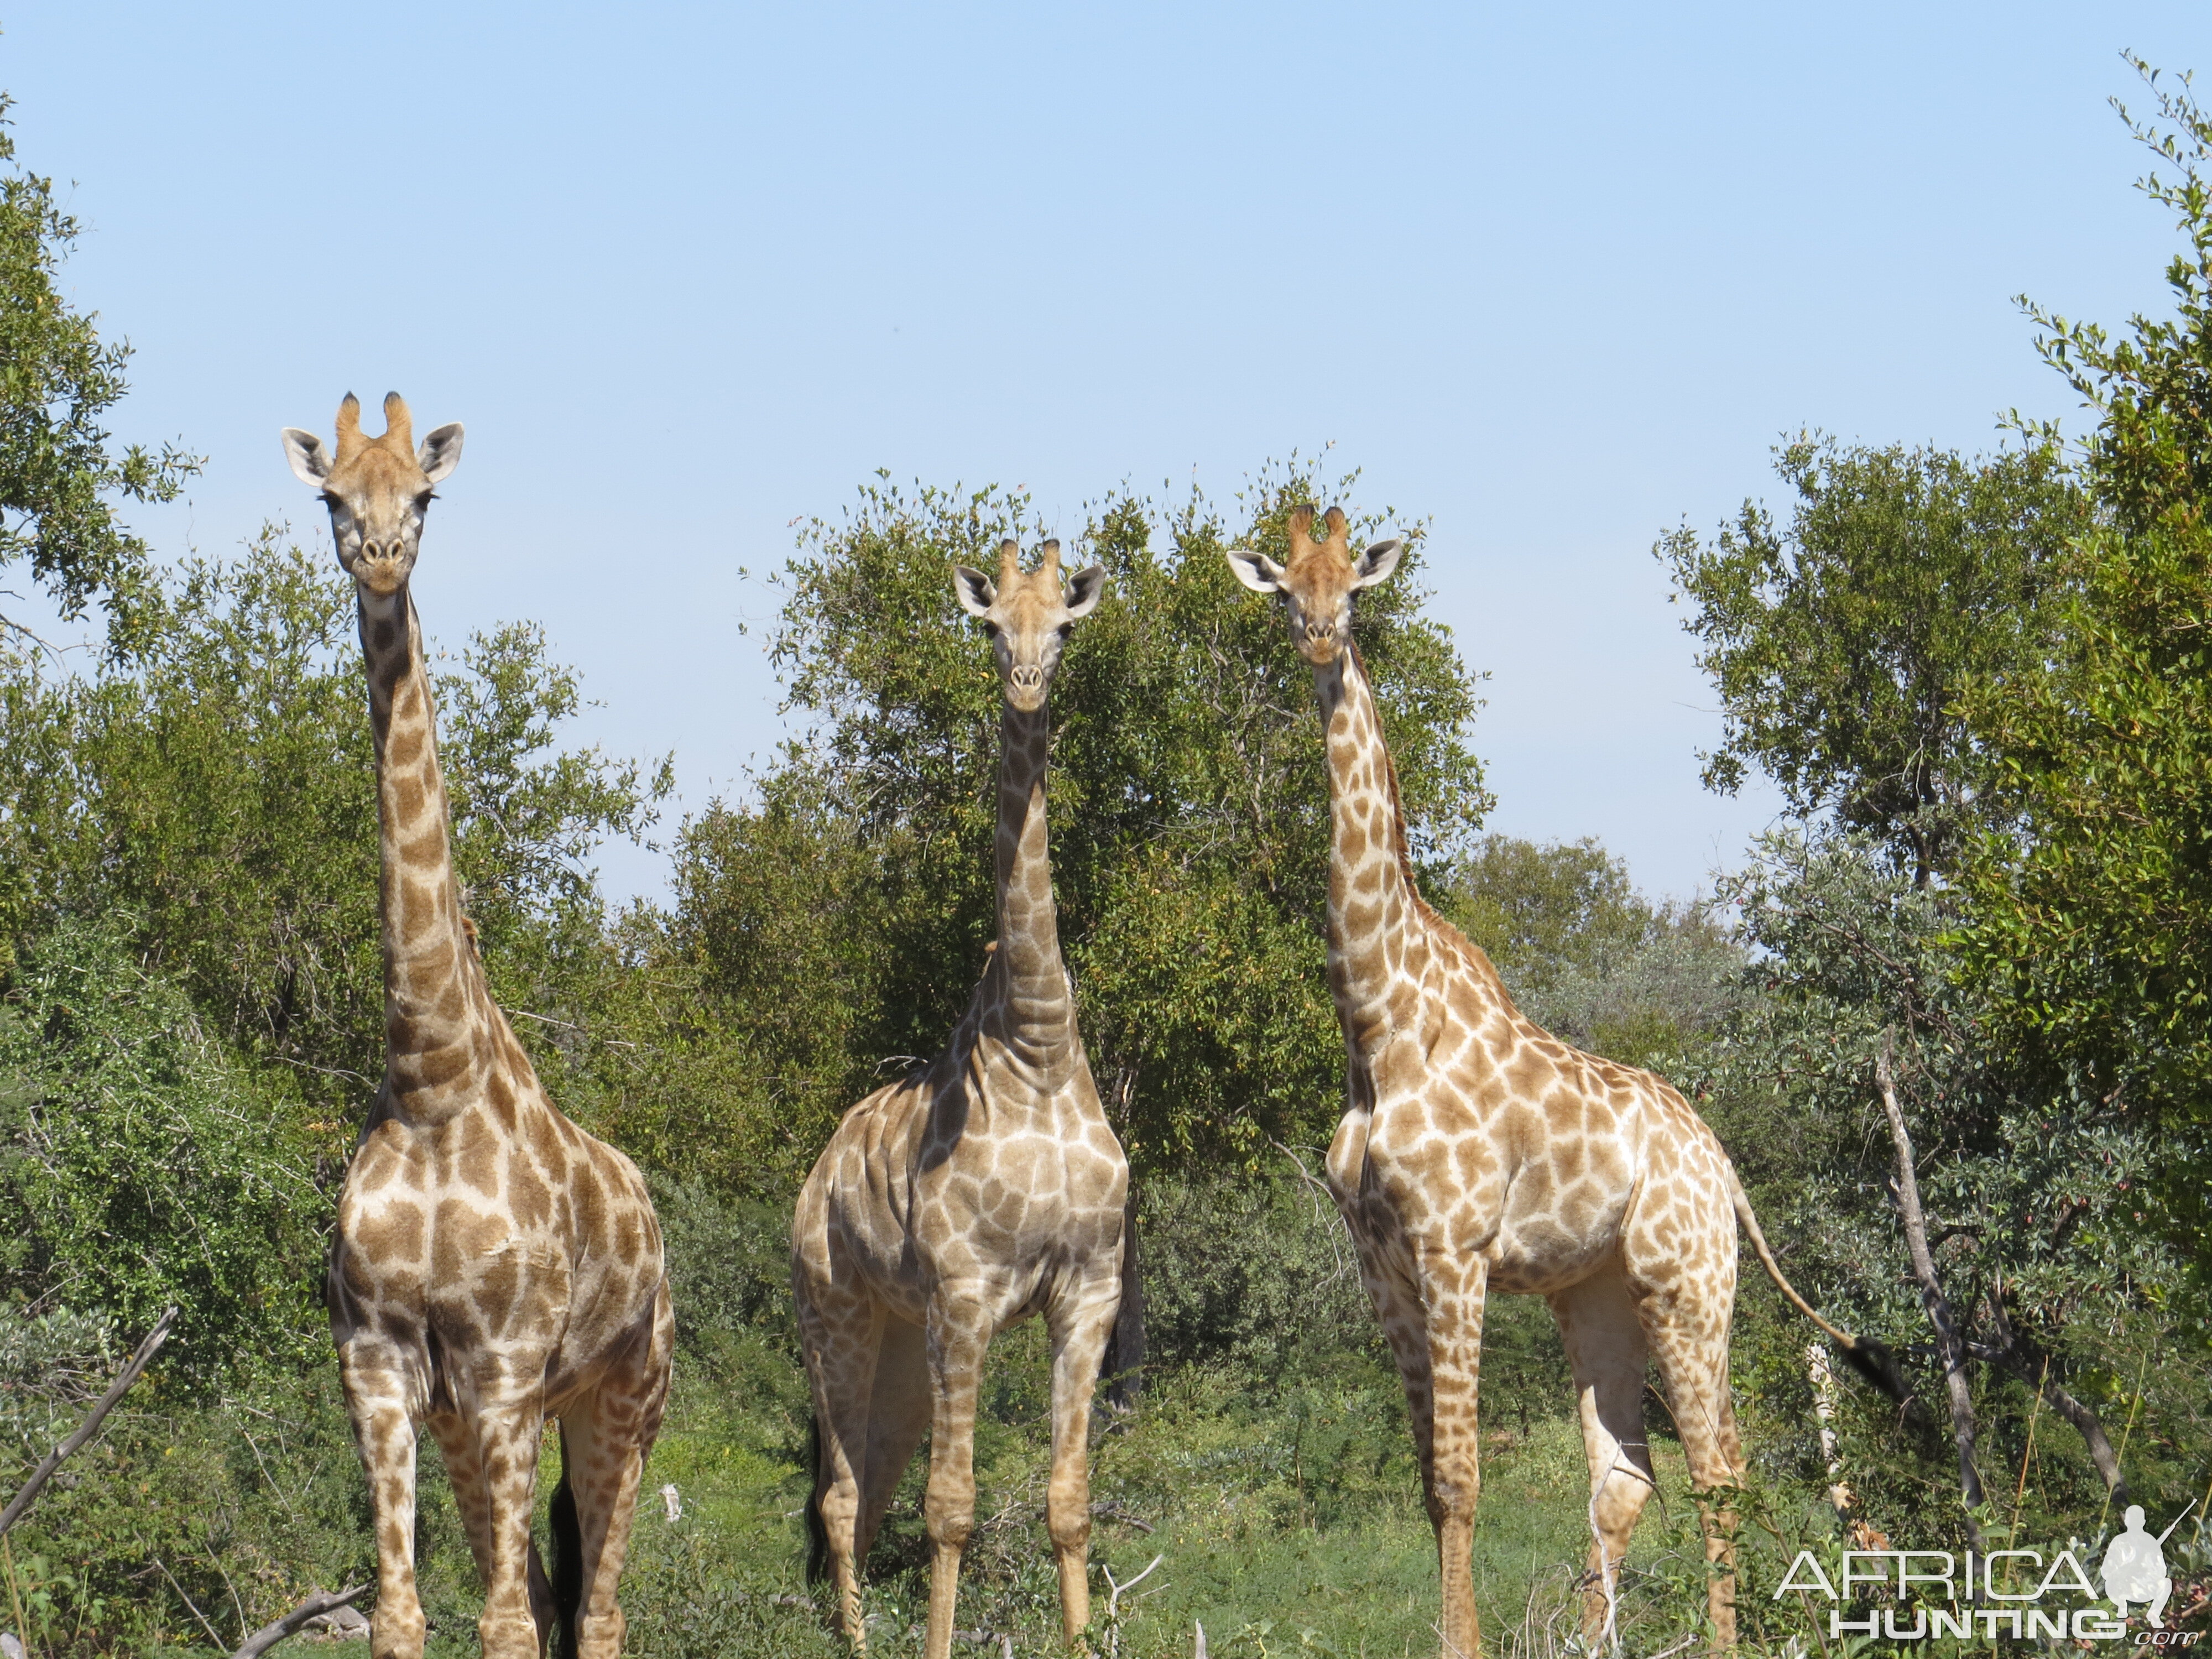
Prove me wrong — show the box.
[1314,643,1464,1045]
[985,697,1076,1081]
[358,585,487,1117]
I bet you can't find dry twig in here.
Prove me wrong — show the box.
[0,1307,177,1537]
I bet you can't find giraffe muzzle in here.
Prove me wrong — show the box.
[1299,621,1342,662]
[1009,665,1045,693]
[351,540,413,595]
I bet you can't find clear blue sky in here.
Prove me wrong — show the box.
[7,3,2210,904]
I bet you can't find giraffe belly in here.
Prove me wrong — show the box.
[1349,1104,1635,1300]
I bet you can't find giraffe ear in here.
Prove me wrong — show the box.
[1063,564,1107,618]
[1352,538,1404,589]
[417,422,465,484]
[281,428,331,487]
[952,565,997,618]
[1224,546,1285,593]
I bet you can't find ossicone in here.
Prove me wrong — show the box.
[334,392,366,465]
[382,391,414,453]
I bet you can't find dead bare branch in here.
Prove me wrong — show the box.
[0,1306,177,1537]
[229,1583,371,1659]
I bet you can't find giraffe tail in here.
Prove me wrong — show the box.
[1730,1170,1906,1401]
[802,1412,830,1583]
[550,1423,583,1659]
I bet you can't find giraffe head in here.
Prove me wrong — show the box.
[280,393,465,597]
[1224,505,1403,666]
[952,538,1107,712]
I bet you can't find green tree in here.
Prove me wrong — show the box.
[0,531,669,1129]
[1959,58,2212,1265]
[1658,437,2085,885]
[664,463,1490,1189]
[0,912,324,1389]
[0,91,197,650]
[1689,830,2200,1538]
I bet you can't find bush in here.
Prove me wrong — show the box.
[0,912,324,1393]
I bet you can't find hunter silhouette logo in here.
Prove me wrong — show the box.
[2104,1504,2190,1629]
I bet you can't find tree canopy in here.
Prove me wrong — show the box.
[1957,58,2212,1264]
[660,467,1490,1185]
[0,92,197,651]
[1658,436,2085,886]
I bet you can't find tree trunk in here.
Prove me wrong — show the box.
[1875,1035,1986,1519]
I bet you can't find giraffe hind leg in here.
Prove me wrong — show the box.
[1550,1267,1659,1650]
[1643,1300,1745,1650]
[855,1315,931,1568]
[797,1278,888,1648]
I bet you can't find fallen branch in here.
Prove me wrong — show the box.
[0,1307,177,1537]
[1089,1499,1156,1535]
[229,1583,370,1659]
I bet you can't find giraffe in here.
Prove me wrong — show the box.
[792,538,1128,1659]
[281,394,675,1659]
[1227,506,1896,1656]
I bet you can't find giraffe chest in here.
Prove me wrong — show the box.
[330,1108,661,1369]
[810,1074,1128,1319]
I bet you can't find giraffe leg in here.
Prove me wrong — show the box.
[556,1288,674,1659]
[1353,1239,1449,1637]
[855,1315,931,1566]
[921,1291,992,1659]
[1414,1241,1489,1659]
[424,1407,561,1648]
[465,1381,554,1659]
[1643,1298,1745,1650]
[1044,1270,1120,1650]
[1550,1267,1658,1650]
[339,1350,427,1659]
[797,1270,887,1648]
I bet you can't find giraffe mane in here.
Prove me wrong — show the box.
[1347,639,1519,1008]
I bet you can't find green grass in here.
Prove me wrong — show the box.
[428,1317,1733,1659]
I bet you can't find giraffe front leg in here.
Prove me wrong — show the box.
[922,1293,992,1659]
[340,1352,427,1659]
[1045,1272,1120,1650]
[796,1271,886,1649]
[1416,1241,1489,1659]
[465,1379,552,1659]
